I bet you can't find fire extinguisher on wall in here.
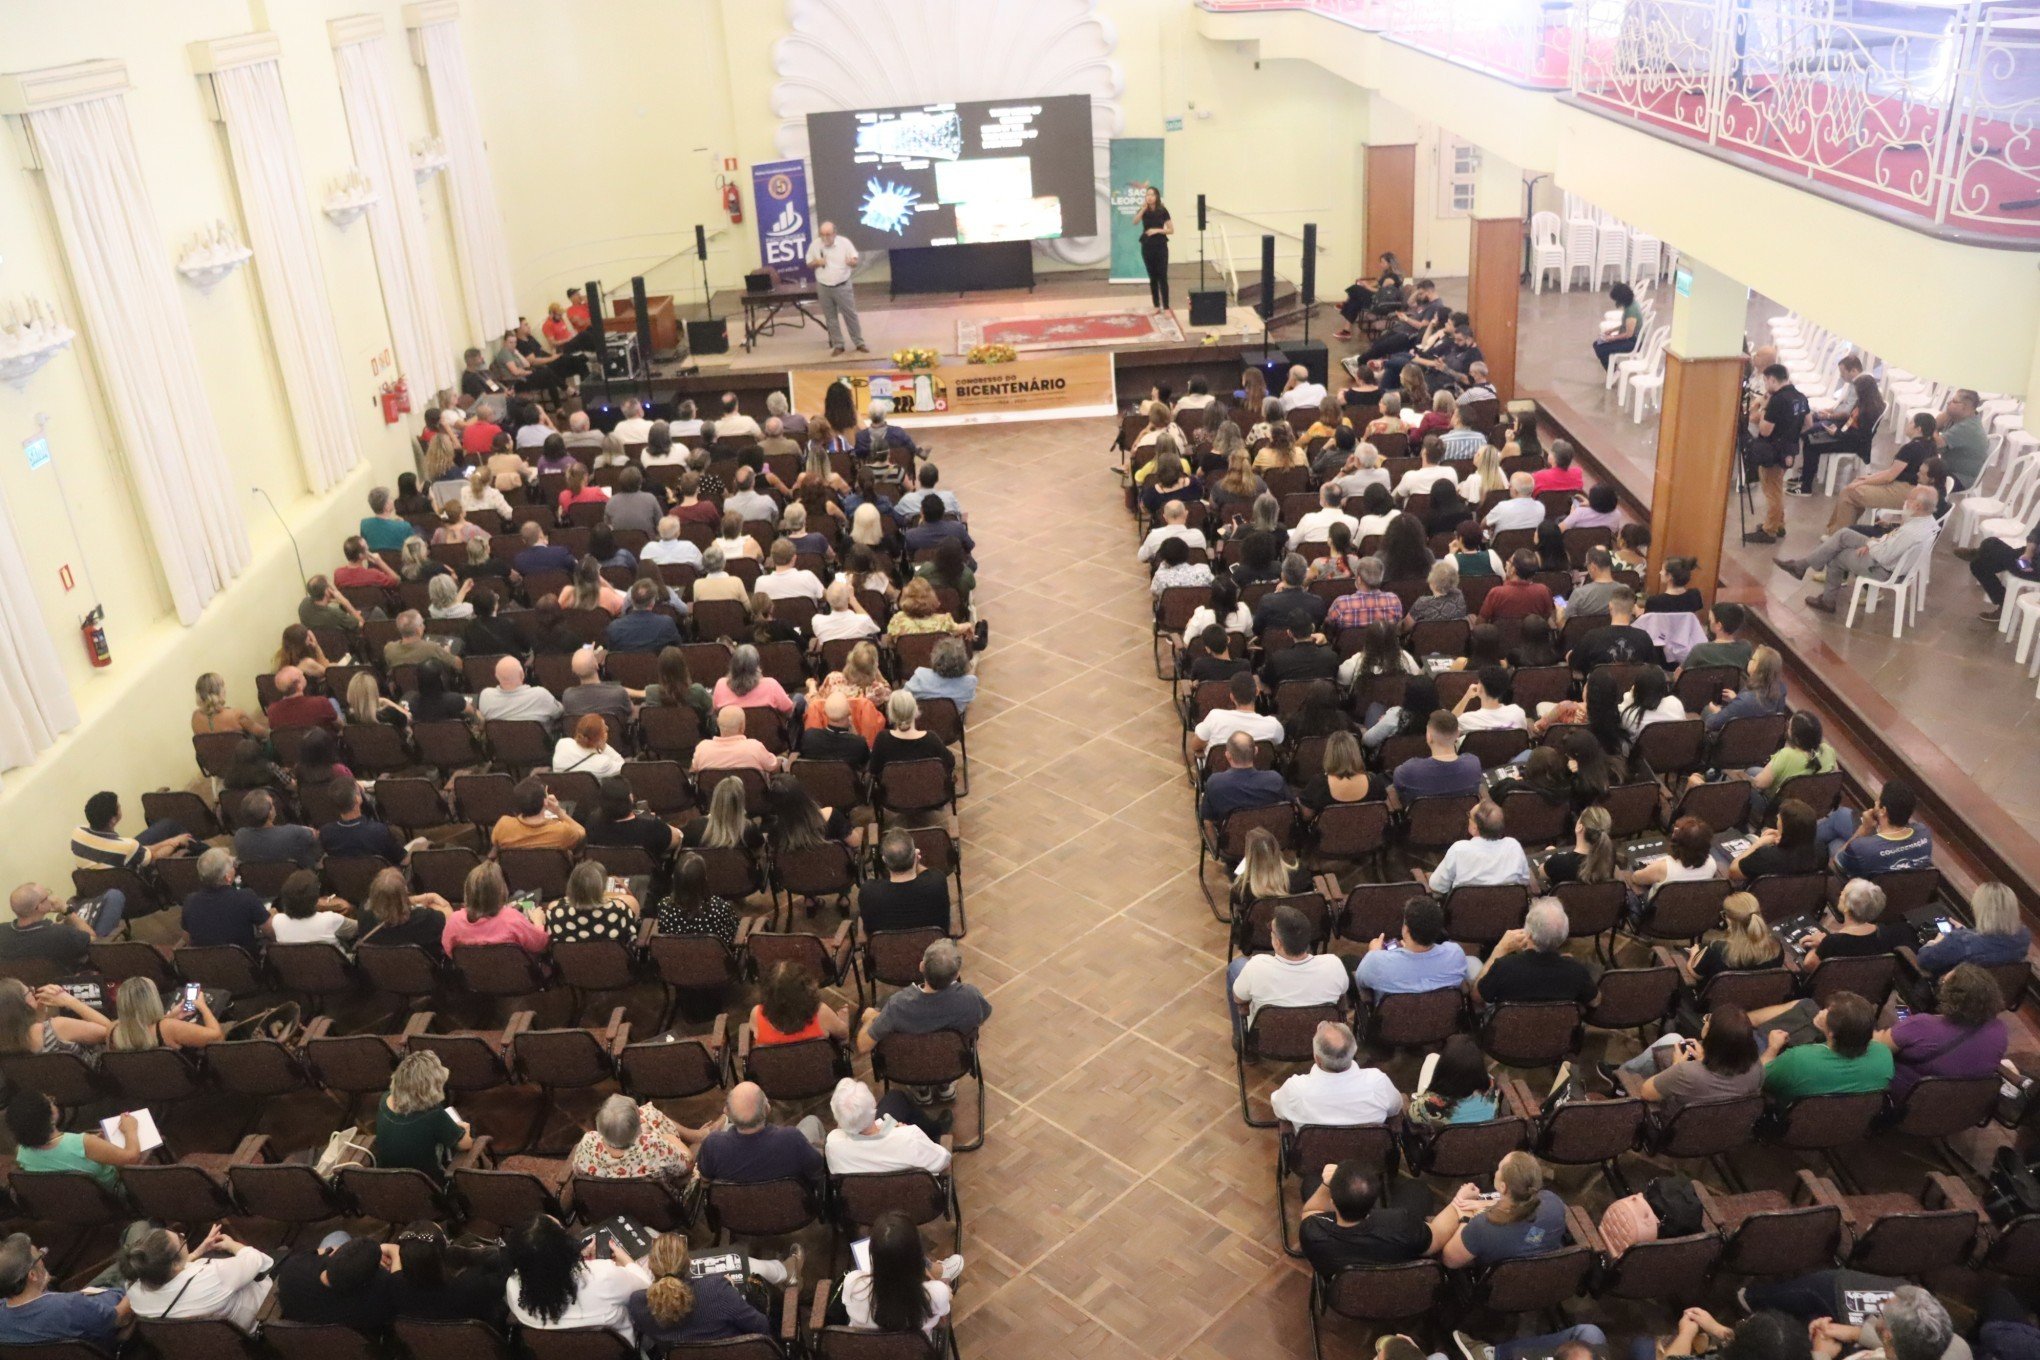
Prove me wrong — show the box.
[81,605,110,668]
[380,383,400,425]
[393,376,412,413]
[720,175,743,224]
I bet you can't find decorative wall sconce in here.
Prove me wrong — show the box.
[177,220,253,294]
[322,169,379,227]
[0,296,76,390]
[411,136,448,183]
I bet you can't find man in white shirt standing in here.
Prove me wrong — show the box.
[825,1078,953,1172]
[1278,364,1328,413]
[1269,1022,1400,1128]
[806,221,868,355]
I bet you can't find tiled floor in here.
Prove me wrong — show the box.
[1512,283,2040,839]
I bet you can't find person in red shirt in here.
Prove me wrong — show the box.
[264,666,343,733]
[334,536,400,590]
[541,302,572,348]
[1477,550,1556,623]
[565,287,591,332]
[1531,440,1584,497]
[461,414,501,458]
[557,463,610,517]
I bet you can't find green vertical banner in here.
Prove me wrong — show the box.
[1108,138,1166,284]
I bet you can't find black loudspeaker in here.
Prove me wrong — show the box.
[1284,340,1330,388]
[686,319,729,354]
[1188,291,1228,326]
[584,278,602,328]
[1258,235,1276,323]
[629,275,654,360]
[695,224,708,262]
[1196,193,1207,233]
[1300,223,1317,306]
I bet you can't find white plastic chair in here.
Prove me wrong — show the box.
[1630,342,1670,423]
[1628,232,1662,283]
[1947,442,2028,548]
[1594,222,1630,288]
[1843,523,1938,638]
[1564,215,1598,290]
[1613,326,1667,407]
[1530,212,1565,293]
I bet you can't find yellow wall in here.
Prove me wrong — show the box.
[0,0,448,889]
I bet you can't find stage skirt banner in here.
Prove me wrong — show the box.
[1108,138,1166,283]
[790,354,1117,428]
[752,159,814,285]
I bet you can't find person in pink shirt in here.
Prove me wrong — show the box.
[441,861,549,957]
[710,645,794,715]
[690,708,780,775]
[1530,441,1584,497]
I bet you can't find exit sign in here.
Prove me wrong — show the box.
[23,435,49,470]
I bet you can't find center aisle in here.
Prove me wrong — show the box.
[937,418,1318,1359]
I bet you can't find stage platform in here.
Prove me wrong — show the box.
[634,266,1264,380]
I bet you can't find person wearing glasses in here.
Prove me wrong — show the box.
[0,1232,127,1346]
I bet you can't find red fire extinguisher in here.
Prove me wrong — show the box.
[721,176,743,224]
[393,376,412,414]
[81,605,110,668]
[380,383,400,425]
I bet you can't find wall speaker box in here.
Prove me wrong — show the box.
[1187,291,1228,327]
[1300,223,1318,306]
[686,318,730,355]
[1284,340,1330,388]
[1258,235,1277,323]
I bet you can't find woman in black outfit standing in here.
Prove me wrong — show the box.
[1139,186,1174,311]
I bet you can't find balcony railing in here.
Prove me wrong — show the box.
[1570,0,2040,242]
[1199,0,2040,243]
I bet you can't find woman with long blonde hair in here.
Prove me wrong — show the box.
[818,639,891,707]
[1240,366,1268,415]
[1461,442,1507,504]
[851,501,885,548]
[193,672,268,737]
[1698,892,1784,975]
[423,432,460,486]
[684,776,757,853]
[110,977,224,1052]
[457,467,513,519]
[1232,828,1307,905]
[376,1049,474,1175]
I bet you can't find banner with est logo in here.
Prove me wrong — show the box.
[752,159,815,285]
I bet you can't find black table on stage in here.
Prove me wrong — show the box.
[740,284,823,351]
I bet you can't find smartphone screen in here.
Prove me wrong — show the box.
[181,983,201,1012]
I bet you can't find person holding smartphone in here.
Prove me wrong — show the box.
[1603,1004,1764,1115]
[1973,525,2040,622]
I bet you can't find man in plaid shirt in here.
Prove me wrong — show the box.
[1325,557,1405,632]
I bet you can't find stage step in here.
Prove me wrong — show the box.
[1236,275,1298,313]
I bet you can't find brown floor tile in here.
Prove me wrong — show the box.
[1034,919,1218,1029]
[1031,1032,1239,1176]
[952,1107,1143,1268]
[951,1272,1141,1360]
[1030,1179,1281,1359]
[1148,1110,1289,1255]
[957,867,1116,970]
[1173,1264,1329,1360]
[975,970,1128,1103]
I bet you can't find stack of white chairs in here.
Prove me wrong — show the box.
[1626,328,1673,422]
[1594,219,1630,288]
[1628,232,1663,283]
[1564,209,1599,290]
[1530,211,1566,293]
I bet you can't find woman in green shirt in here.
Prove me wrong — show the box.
[5,1090,144,1188]
[1750,711,1835,821]
[376,1050,473,1177]
[1594,282,1644,369]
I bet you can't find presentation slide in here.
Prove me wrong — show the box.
[806,95,1096,250]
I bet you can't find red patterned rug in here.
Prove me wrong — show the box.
[956,308,1186,353]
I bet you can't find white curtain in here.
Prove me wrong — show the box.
[212,59,361,494]
[0,490,79,778]
[26,95,250,626]
[334,35,456,397]
[418,20,518,345]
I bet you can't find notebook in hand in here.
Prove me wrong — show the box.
[100,1108,164,1153]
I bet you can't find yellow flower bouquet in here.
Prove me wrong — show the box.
[966,343,1017,365]
[891,346,940,371]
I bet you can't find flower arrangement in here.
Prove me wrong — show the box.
[891,346,940,371]
[966,342,1017,365]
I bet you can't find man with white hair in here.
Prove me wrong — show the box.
[812,580,880,644]
[1416,801,1530,895]
[690,707,779,774]
[477,656,564,731]
[825,1077,953,1172]
[854,938,992,1064]
[1289,482,1362,550]
[1456,361,1497,405]
[611,399,651,445]
[384,611,460,668]
[571,1093,714,1182]
[1138,500,1209,563]
[1737,1280,1958,1360]
[1776,484,1941,616]
[765,390,808,437]
[1483,473,1548,533]
[723,467,779,525]
[1473,899,1596,1006]
[805,220,868,355]
[1278,363,1328,412]
[561,408,606,453]
[640,516,703,570]
[181,848,272,952]
[855,404,920,462]
[1269,1021,1400,1127]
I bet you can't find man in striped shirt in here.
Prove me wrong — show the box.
[1326,557,1405,632]
[71,791,192,871]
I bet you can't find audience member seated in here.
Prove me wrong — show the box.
[1299,1162,1439,1274]
[492,779,587,853]
[478,656,565,731]
[657,854,739,944]
[573,1093,711,1183]
[1438,1151,1570,1267]
[1821,779,1934,875]
[1703,645,1790,733]
[1560,483,1625,534]
[1473,900,1596,1007]
[444,861,550,955]
[751,959,851,1049]
[0,1229,125,1347]
[696,1082,825,1184]
[1485,474,1547,533]
[1271,1020,1400,1128]
[1452,666,1527,733]
[1389,711,1482,810]
[1409,1036,1499,1125]
[839,1210,961,1341]
[274,1234,399,1332]
[1418,801,1531,895]
[1610,1003,1763,1113]
[1918,881,2030,975]
[627,1234,775,1348]
[182,848,273,951]
[1774,485,1939,615]
[545,861,639,943]
[6,1090,142,1189]
[1751,990,1893,1103]
[505,1213,652,1341]
[1201,731,1293,834]
[121,1224,274,1328]
[1626,815,1723,909]
[827,1076,952,1172]
[858,830,952,934]
[1689,892,1787,981]
[1569,586,1655,674]
[271,871,358,946]
[1478,551,1555,623]
[1880,962,2007,1099]
[853,940,992,1076]
[374,1049,474,1176]
[1227,904,1351,1038]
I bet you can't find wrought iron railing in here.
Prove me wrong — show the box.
[1200,0,2040,242]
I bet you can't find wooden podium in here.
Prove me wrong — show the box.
[609,294,678,355]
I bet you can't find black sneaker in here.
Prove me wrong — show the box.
[1742,528,1779,545]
